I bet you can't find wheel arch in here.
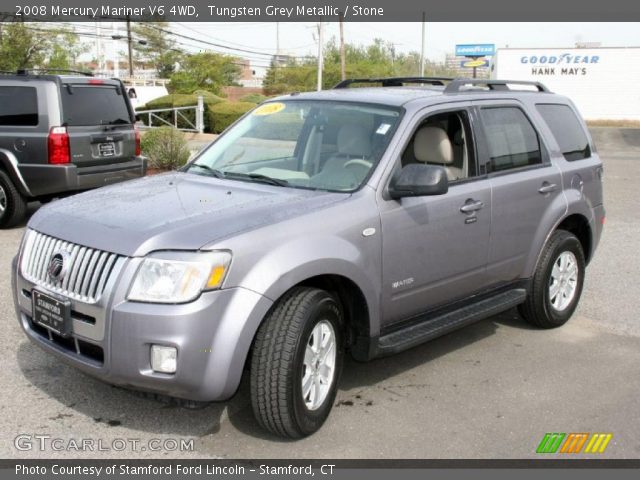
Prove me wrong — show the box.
[555,213,593,264]
[0,148,31,197]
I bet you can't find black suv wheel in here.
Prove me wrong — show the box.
[0,170,27,229]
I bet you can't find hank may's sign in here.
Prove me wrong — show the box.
[521,52,601,76]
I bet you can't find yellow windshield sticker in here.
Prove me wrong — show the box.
[253,102,286,116]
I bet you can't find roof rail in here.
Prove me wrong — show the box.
[334,77,453,89]
[14,68,94,77]
[444,78,550,93]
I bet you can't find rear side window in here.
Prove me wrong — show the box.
[537,104,591,161]
[61,85,131,126]
[0,86,38,126]
[480,107,542,173]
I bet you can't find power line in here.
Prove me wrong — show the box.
[144,23,309,60]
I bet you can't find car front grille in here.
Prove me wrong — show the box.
[20,230,124,303]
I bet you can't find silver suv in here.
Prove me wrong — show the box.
[12,78,605,438]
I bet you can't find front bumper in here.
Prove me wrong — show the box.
[12,255,273,402]
[18,157,147,198]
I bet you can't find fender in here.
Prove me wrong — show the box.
[231,234,381,338]
[0,148,32,196]
[522,187,569,278]
[525,187,594,278]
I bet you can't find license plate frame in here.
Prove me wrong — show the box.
[32,289,72,337]
[98,142,116,157]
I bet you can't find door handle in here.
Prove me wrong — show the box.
[460,200,484,214]
[538,182,558,194]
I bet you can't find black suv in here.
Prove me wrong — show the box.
[0,70,146,228]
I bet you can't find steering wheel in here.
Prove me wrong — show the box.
[343,159,373,178]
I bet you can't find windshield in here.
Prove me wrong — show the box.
[188,100,402,192]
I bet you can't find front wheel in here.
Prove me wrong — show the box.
[250,287,343,438]
[519,230,586,328]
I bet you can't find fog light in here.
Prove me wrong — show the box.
[151,345,177,373]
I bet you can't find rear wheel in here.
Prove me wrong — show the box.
[250,287,343,438]
[519,230,585,328]
[0,170,27,229]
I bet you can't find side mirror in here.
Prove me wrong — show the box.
[388,164,449,199]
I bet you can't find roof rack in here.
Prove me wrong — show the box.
[444,78,550,93]
[334,77,453,89]
[13,68,94,77]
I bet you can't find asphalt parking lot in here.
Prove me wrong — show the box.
[1,128,638,459]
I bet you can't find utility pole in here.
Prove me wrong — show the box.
[420,12,426,76]
[126,15,134,77]
[316,21,324,91]
[95,22,102,74]
[339,12,346,81]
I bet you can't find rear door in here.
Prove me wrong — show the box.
[473,100,564,285]
[59,80,136,167]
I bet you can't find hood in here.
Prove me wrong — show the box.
[28,172,347,257]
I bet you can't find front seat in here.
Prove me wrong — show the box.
[413,126,463,181]
[312,124,373,189]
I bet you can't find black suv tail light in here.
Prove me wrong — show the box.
[134,125,141,156]
[48,126,70,164]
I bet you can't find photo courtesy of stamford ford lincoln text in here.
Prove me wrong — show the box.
[0,0,639,478]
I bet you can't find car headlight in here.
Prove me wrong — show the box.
[128,251,232,304]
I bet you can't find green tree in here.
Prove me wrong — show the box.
[263,37,460,95]
[0,23,49,71]
[0,23,88,72]
[45,31,88,70]
[132,22,181,78]
[169,52,241,94]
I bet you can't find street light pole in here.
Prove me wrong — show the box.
[317,21,324,91]
[126,15,134,77]
[420,12,426,76]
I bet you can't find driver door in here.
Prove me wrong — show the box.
[378,105,492,327]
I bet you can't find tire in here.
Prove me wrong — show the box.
[519,230,586,328]
[250,287,344,438]
[0,170,27,229]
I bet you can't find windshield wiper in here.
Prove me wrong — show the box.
[190,163,226,178]
[224,172,289,187]
[102,118,130,125]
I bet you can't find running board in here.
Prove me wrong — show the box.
[377,288,527,356]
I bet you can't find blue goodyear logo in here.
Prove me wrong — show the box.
[520,53,600,65]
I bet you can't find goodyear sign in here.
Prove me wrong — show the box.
[455,44,495,57]
[461,59,489,68]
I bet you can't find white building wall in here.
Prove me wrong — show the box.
[492,48,640,120]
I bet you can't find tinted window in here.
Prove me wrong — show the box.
[481,107,542,172]
[61,85,131,126]
[537,104,591,161]
[0,86,38,126]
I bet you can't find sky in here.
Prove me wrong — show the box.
[85,22,640,76]
[171,22,640,63]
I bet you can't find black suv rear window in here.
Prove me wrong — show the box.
[0,86,38,126]
[61,85,131,126]
[536,104,591,161]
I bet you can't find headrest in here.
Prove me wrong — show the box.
[413,126,453,165]
[337,124,372,158]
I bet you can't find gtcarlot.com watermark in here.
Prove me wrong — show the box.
[14,434,195,453]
